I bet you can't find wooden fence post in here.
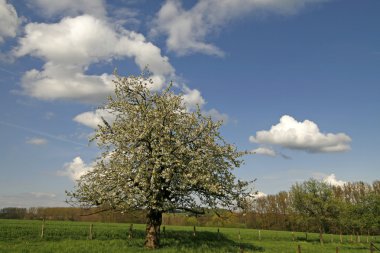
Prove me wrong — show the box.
[217,228,220,239]
[193,226,196,237]
[128,224,133,239]
[259,230,261,241]
[292,231,295,241]
[40,219,45,239]
[162,226,165,237]
[297,244,301,253]
[89,223,93,240]
[336,246,339,253]
[370,242,374,253]
[238,229,243,253]
[367,231,369,243]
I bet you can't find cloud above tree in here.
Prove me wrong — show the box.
[323,173,346,187]
[57,156,93,181]
[73,109,115,129]
[14,15,175,103]
[14,9,220,116]
[151,0,330,56]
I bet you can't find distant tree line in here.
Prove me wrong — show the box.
[1,179,379,239]
[0,207,146,223]
[242,179,380,242]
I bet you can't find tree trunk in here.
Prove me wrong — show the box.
[145,209,162,249]
[319,226,324,245]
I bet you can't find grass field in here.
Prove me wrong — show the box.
[0,219,378,253]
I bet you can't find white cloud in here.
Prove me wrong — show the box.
[152,0,329,56]
[203,108,229,123]
[249,191,267,199]
[26,137,48,145]
[21,64,115,104]
[29,0,107,19]
[15,16,116,65]
[73,109,115,129]
[323,173,346,187]
[249,115,351,153]
[14,15,175,103]
[57,156,93,181]
[181,85,205,110]
[0,0,18,43]
[15,10,225,129]
[251,147,276,157]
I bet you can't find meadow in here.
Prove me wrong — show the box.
[0,219,378,253]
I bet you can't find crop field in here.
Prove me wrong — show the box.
[0,219,378,253]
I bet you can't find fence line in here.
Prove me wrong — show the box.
[2,220,380,253]
[371,242,380,252]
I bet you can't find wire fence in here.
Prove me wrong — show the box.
[0,220,141,241]
[1,220,379,253]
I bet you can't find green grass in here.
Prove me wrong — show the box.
[0,219,378,252]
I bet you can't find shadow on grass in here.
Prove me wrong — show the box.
[296,236,320,243]
[160,230,265,252]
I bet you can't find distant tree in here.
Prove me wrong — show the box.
[290,179,338,244]
[350,192,380,239]
[0,207,27,219]
[67,71,249,248]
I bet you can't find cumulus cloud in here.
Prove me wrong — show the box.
[14,15,175,103]
[151,0,329,56]
[29,0,107,19]
[20,65,114,104]
[14,11,225,127]
[323,173,346,187]
[251,147,276,157]
[181,85,205,110]
[249,115,351,153]
[0,0,18,43]
[180,85,229,120]
[73,109,115,129]
[26,137,48,145]
[57,156,93,181]
[203,108,229,123]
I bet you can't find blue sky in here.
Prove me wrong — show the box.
[0,0,379,208]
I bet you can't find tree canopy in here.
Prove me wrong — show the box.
[67,72,249,248]
[290,178,339,244]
